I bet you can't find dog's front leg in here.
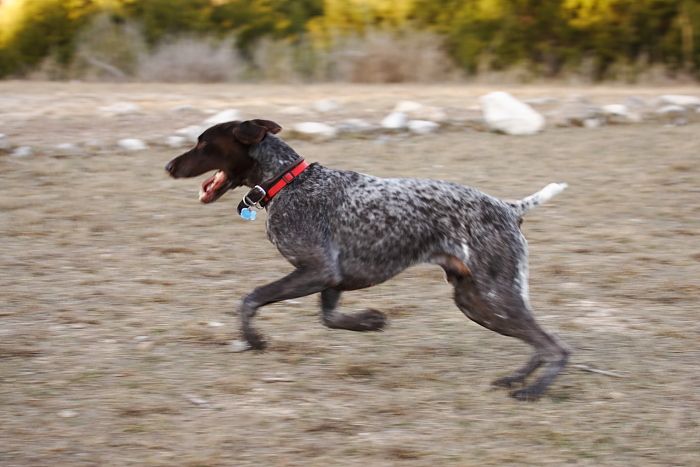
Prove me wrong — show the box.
[235,268,334,350]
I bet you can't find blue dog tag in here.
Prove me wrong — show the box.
[240,207,257,221]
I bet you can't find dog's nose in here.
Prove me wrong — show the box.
[165,160,176,175]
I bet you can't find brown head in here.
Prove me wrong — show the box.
[164,119,282,203]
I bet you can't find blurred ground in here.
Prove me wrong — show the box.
[1,83,699,466]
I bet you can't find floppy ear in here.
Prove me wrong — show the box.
[233,119,282,145]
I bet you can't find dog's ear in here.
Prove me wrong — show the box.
[233,119,282,145]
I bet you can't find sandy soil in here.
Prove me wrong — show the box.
[1,82,699,466]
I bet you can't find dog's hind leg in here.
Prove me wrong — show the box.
[320,288,386,332]
[452,271,569,401]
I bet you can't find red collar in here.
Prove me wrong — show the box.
[237,159,310,214]
[261,159,310,205]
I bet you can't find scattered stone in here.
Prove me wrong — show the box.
[207,321,224,327]
[185,394,210,407]
[175,125,206,142]
[204,109,241,125]
[117,138,147,151]
[279,106,308,115]
[165,135,187,148]
[549,100,602,127]
[407,120,439,134]
[337,118,374,134]
[171,104,195,112]
[0,133,9,151]
[659,94,700,108]
[98,102,142,115]
[54,143,81,155]
[291,122,337,140]
[313,99,340,113]
[656,105,686,115]
[228,340,252,353]
[601,104,641,123]
[380,112,408,130]
[11,146,33,157]
[480,92,545,135]
[524,97,558,106]
[58,409,78,418]
[583,118,603,129]
[393,100,423,113]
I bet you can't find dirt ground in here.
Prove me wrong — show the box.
[1,82,699,466]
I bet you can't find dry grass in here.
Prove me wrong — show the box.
[0,83,699,466]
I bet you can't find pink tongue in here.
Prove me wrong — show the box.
[198,171,227,202]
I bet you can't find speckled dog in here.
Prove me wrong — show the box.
[165,119,570,400]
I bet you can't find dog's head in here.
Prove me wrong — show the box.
[165,119,282,203]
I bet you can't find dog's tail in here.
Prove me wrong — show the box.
[509,182,568,216]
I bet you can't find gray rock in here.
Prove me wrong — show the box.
[337,118,375,134]
[549,100,602,127]
[601,104,641,123]
[480,92,545,135]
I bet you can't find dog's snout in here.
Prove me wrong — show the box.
[165,160,176,176]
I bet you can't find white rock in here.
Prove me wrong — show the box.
[54,143,80,155]
[58,409,78,418]
[583,118,602,129]
[380,112,408,130]
[0,133,10,150]
[175,125,206,142]
[408,120,439,134]
[480,92,545,135]
[549,100,601,127]
[228,339,252,353]
[313,99,340,113]
[11,146,33,157]
[207,321,224,327]
[659,94,700,108]
[337,118,374,133]
[292,122,337,139]
[393,100,424,113]
[279,106,308,115]
[602,104,641,122]
[656,105,686,114]
[117,138,147,151]
[204,109,241,125]
[98,102,142,114]
[171,104,195,112]
[165,135,187,148]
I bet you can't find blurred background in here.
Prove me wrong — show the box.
[1,0,699,83]
[1,1,699,466]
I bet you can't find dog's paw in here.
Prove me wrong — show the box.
[509,386,542,402]
[491,375,524,389]
[354,309,387,331]
[241,330,267,351]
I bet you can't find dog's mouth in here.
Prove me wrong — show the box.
[199,170,234,203]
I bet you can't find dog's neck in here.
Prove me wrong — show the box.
[246,135,302,186]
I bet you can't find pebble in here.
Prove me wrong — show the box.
[380,112,408,130]
[313,99,340,113]
[117,139,147,151]
[228,340,252,353]
[165,135,187,148]
[407,119,439,134]
[291,122,337,139]
[11,146,33,157]
[58,409,78,418]
[204,109,241,125]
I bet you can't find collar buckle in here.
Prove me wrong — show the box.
[243,185,266,209]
